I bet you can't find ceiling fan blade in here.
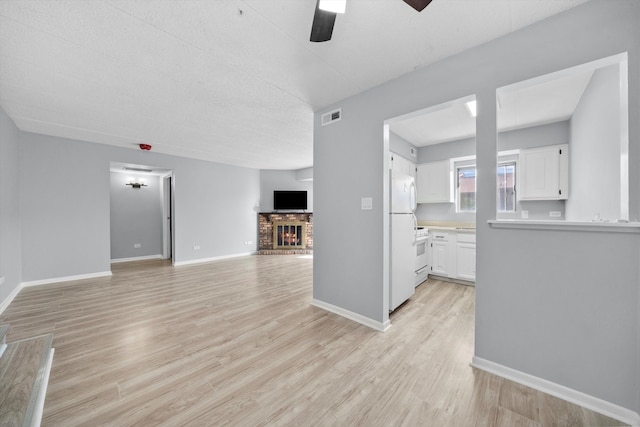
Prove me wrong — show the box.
[310,0,337,42]
[402,0,433,12]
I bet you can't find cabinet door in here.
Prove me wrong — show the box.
[456,242,476,282]
[519,144,568,200]
[391,154,416,179]
[417,161,453,203]
[431,240,449,276]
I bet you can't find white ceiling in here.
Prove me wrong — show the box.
[390,68,594,147]
[0,0,591,169]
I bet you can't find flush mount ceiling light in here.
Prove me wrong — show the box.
[319,0,346,14]
[465,100,477,118]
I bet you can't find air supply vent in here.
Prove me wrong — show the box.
[321,108,342,126]
[409,147,417,158]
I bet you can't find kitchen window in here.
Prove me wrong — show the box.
[497,162,516,212]
[456,162,517,213]
[457,166,476,212]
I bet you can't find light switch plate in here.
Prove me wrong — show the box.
[549,211,562,217]
[521,210,529,219]
[361,197,373,210]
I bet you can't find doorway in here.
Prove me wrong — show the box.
[109,162,175,264]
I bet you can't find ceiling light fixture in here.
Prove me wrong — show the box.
[126,177,147,189]
[465,100,477,118]
[319,0,346,14]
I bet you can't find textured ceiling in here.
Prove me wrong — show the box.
[0,0,591,169]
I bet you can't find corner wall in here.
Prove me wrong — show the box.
[259,169,313,212]
[0,107,22,309]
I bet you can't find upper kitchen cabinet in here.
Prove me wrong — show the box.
[417,160,453,203]
[391,153,416,179]
[519,144,568,200]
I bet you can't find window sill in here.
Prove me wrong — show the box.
[488,219,640,233]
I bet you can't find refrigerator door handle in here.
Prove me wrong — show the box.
[412,214,418,245]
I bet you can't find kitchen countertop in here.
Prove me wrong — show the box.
[417,221,476,233]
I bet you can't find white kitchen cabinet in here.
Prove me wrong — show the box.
[430,231,455,277]
[456,234,476,282]
[519,144,569,200]
[417,160,453,203]
[390,153,416,179]
[429,230,476,283]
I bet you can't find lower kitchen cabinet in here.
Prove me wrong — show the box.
[456,241,476,281]
[430,232,451,276]
[429,229,475,283]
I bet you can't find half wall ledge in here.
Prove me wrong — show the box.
[488,220,640,233]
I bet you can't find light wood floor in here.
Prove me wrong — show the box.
[0,256,626,426]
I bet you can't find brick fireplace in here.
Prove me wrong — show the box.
[258,213,313,255]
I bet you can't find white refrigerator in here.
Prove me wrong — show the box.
[390,172,417,311]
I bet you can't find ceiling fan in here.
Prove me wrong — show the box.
[310,0,433,42]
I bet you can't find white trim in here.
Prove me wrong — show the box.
[311,299,391,332]
[31,348,54,427]
[488,219,640,233]
[110,254,162,264]
[471,357,640,426]
[0,282,23,315]
[21,271,112,288]
[173,252,255,267]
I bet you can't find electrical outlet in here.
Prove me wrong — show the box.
[133,243,142,248]
[521,210,529,219]
[193,245,200,251]
[245,240,253,245]
[361,197,373,210]
[549,211,562,218]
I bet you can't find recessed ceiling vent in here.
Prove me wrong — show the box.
[321,108,342,126]
[123,167,153,173]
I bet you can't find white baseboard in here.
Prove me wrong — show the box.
[21,271,112,288]
[173,252,255,267]
[471,357,640,426]
[111,254,163,263]
[311,299,391,332]
[0,283,24,315]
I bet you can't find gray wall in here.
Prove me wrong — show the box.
[314,0,639,414]
[19,131,260,282]
[110,173,163,260]
[259,169,313,212]
[567,64,621,222]
[389,132,417,162]
[0,108,22,305]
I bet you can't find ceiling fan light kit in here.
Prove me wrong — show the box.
[319,0,346,14]
[310,0,434,42]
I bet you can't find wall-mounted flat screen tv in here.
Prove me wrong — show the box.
[274,191,307,210]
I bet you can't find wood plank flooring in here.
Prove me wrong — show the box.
[0,256,626,426]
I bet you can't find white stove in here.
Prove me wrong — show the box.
[415,226,429,286]
[416,226,429,239]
